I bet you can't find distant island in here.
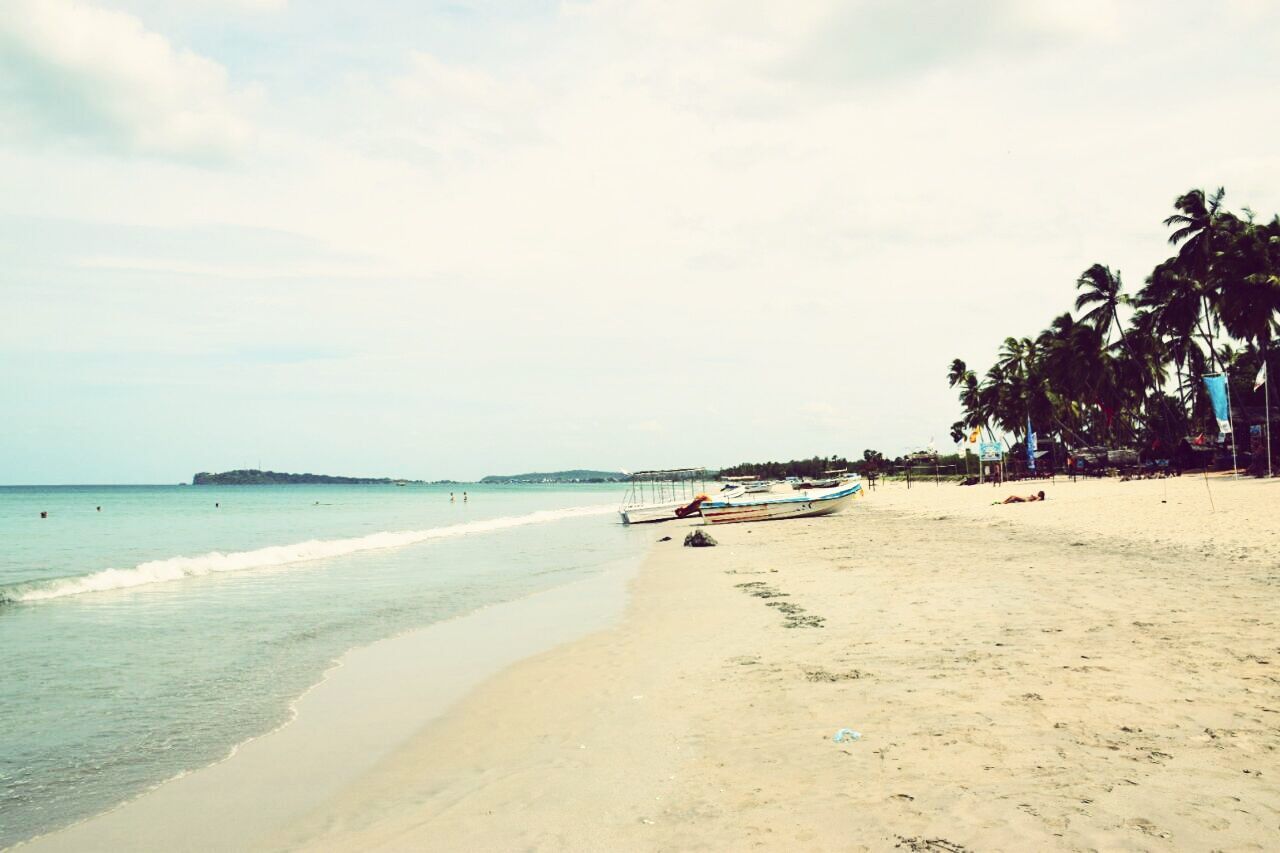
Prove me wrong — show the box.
[192,469,426,486]
[480,469,626,484]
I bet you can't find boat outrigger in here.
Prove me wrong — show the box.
[697,479,862,525]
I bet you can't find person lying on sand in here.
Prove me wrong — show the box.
[997,490,1045,504]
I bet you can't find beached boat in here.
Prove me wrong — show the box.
[722,475,776,493]
[790,478,840,489]
[790,469,852,490]
[619,468,734,524]
[698,481,862,525]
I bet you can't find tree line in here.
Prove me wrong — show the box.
[948,187,1280,456]
[721,450,880,479]
[719,452,883,479]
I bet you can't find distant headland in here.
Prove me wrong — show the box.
[479,469,626,484]
[192,470,429,486]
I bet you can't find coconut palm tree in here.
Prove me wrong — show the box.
[1165,187,1228,274]
[1074,264,1130,346]
[944,185,1279,467]
[1162,187,1236,371]
[947,358,984,432]
[1217,216,1280,350]
[1034,312,1112,443]
[1136,258,1203,408]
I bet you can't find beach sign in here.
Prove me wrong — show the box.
[979,441,1003,462]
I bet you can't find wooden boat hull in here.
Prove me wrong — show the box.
[698,483,861,525]
[619,502,692,524]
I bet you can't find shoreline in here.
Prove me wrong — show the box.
[18,551,644,852]
[22,475,1280,851]
[276,476,1278,851]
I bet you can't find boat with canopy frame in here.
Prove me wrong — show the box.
[699,479,862,524]
[618,468,733,525]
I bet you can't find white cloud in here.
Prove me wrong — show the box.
[3,0,1280,481]
[0,0,255,160]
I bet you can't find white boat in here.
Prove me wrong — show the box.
[790,478,840,489]
[619,468,737,524]
[744,480,773,493]
[698,481,862,525]
[791,469,852,490]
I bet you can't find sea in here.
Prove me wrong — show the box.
[0,483,645,847]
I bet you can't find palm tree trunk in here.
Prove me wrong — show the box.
[1174,359,1188,415]
[1198,296,1220,373]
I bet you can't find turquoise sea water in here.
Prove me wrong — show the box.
[0,484,643,847]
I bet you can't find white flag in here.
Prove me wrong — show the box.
[1256,362,1268,392]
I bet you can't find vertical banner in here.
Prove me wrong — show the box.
[1203,374,1232,434]
[1026,418,1037,473]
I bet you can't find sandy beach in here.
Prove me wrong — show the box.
[24,475,1279,851]
[10,2,1280,849]
[261,474,1279,851]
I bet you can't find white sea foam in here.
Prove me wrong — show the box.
[9,504,617,603]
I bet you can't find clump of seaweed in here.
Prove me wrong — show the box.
[735,582,823,628]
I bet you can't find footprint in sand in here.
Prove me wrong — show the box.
[1124,817,1171,839]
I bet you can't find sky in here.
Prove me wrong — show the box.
[2,0,1279,483]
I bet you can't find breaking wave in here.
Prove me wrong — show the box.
[1,504,616,605]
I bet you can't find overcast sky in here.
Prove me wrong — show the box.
[3,0,1279,483]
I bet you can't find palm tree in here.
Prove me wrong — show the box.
[1217,216,1280,350]
[1164,187,1227,274]
[943,184,1278,464]
[1035,312,1112,443]
[1217,217,1280,440]
[1075,264,1130,348]
[1163,187,1236,371]
[947,358,983,432]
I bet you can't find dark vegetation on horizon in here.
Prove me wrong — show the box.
[192,470,427,485]
[948,187,1279,466]
[479,470,627,483]
[719,452,885,479]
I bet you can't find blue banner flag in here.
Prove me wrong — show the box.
[1026,418,1037,472]
[1202,374,1232,434]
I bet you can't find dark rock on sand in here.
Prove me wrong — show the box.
[684,530,718,547]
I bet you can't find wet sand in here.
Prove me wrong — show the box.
[19,562,640,852]
[272,475,1280,851]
